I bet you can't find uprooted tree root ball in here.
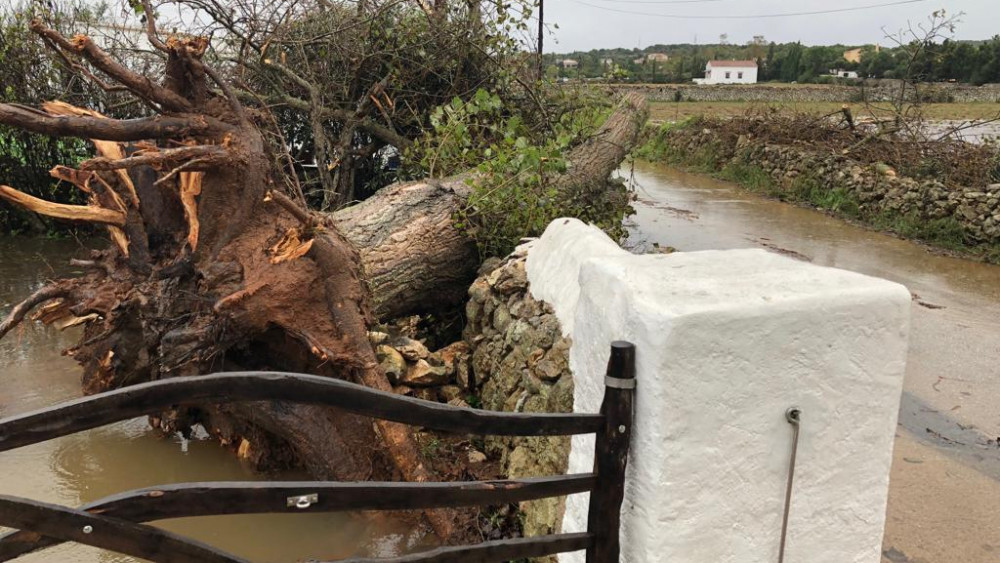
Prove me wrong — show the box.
[0,15,461,538]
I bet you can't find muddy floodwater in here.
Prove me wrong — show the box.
[625,160,1000,563]
[0,239,427,562]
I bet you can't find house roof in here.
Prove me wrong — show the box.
[707,60,757,68]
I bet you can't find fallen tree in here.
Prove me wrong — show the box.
[0,10,646,542]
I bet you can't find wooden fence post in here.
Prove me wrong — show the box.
[586,340,636,563]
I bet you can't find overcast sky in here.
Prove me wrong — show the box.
[544,0,997,52]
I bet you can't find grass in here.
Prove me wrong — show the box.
[648,101,1000,123]
[869,211,969,251]
[718,161,778,195]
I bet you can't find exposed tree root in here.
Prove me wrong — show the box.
[0,186,125,226]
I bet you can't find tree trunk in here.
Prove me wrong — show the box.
[338,90,648,320]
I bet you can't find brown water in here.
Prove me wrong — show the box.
[0,238,425,562]
[625,160,1000,563]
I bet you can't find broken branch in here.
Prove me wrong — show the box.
[0,104,232,141]
[0,186,126,227]
[0,286,71,341]
[29,20,192,112]
[80,145,230,171]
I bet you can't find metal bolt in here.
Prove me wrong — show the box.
[286,493,318,509]
[618,424,627,434]
[82,525,93,534]
[785,407,801,425]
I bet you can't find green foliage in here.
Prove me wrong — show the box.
[719,162,778,195]
[788,175,861,217]
[420,436,443,459]
[405,89,633,258]
[635,118,700,162]
[870,212,968,250]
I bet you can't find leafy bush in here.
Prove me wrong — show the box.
[404,89,632,257]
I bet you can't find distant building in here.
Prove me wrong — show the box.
[600,58,614,66]
[830,69,859,79]
[646,53,670,63]
[843,48,864,64]
[695,60,758,85]
[561,59,579,69]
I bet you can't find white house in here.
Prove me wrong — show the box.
[830,69,859,79]
[695,60,758,85]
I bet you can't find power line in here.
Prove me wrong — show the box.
[571,0,929,19]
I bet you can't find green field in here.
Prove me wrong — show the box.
[648,101,1000,122]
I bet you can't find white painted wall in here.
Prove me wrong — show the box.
[703,64,758,84]
[524,219,911,563]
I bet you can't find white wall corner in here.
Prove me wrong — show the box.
[524,219,911,563]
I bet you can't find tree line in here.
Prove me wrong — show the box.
[546,37,1000,85]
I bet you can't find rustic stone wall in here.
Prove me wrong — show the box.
[742,143,1000,243]
[373,246,576,548]
[599,81,1000,104]
[462,247,574,540]
[659,127,1000,245]
[373,329,473,406]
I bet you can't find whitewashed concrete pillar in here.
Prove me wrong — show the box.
[525,219,910,563]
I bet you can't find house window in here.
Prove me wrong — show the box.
[738,71,744,79]
[725,72,731,79]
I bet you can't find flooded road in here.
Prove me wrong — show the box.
[625,161,1000,563]
[0,238,425,562]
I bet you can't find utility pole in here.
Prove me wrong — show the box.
[537,0,544,81]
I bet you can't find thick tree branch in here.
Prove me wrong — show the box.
[80,145,230,171]
[0,186,126,227]
[0,104,232,141]
[29,20,192,112]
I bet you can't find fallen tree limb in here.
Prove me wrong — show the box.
[81,145,230,171]
[0,186,126,227]
[0,104,232,141]
[0,286,71,341]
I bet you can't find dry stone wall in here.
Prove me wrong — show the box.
[600,81,1000,104]
[661,127,1000,245]
[462,247,574,540]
